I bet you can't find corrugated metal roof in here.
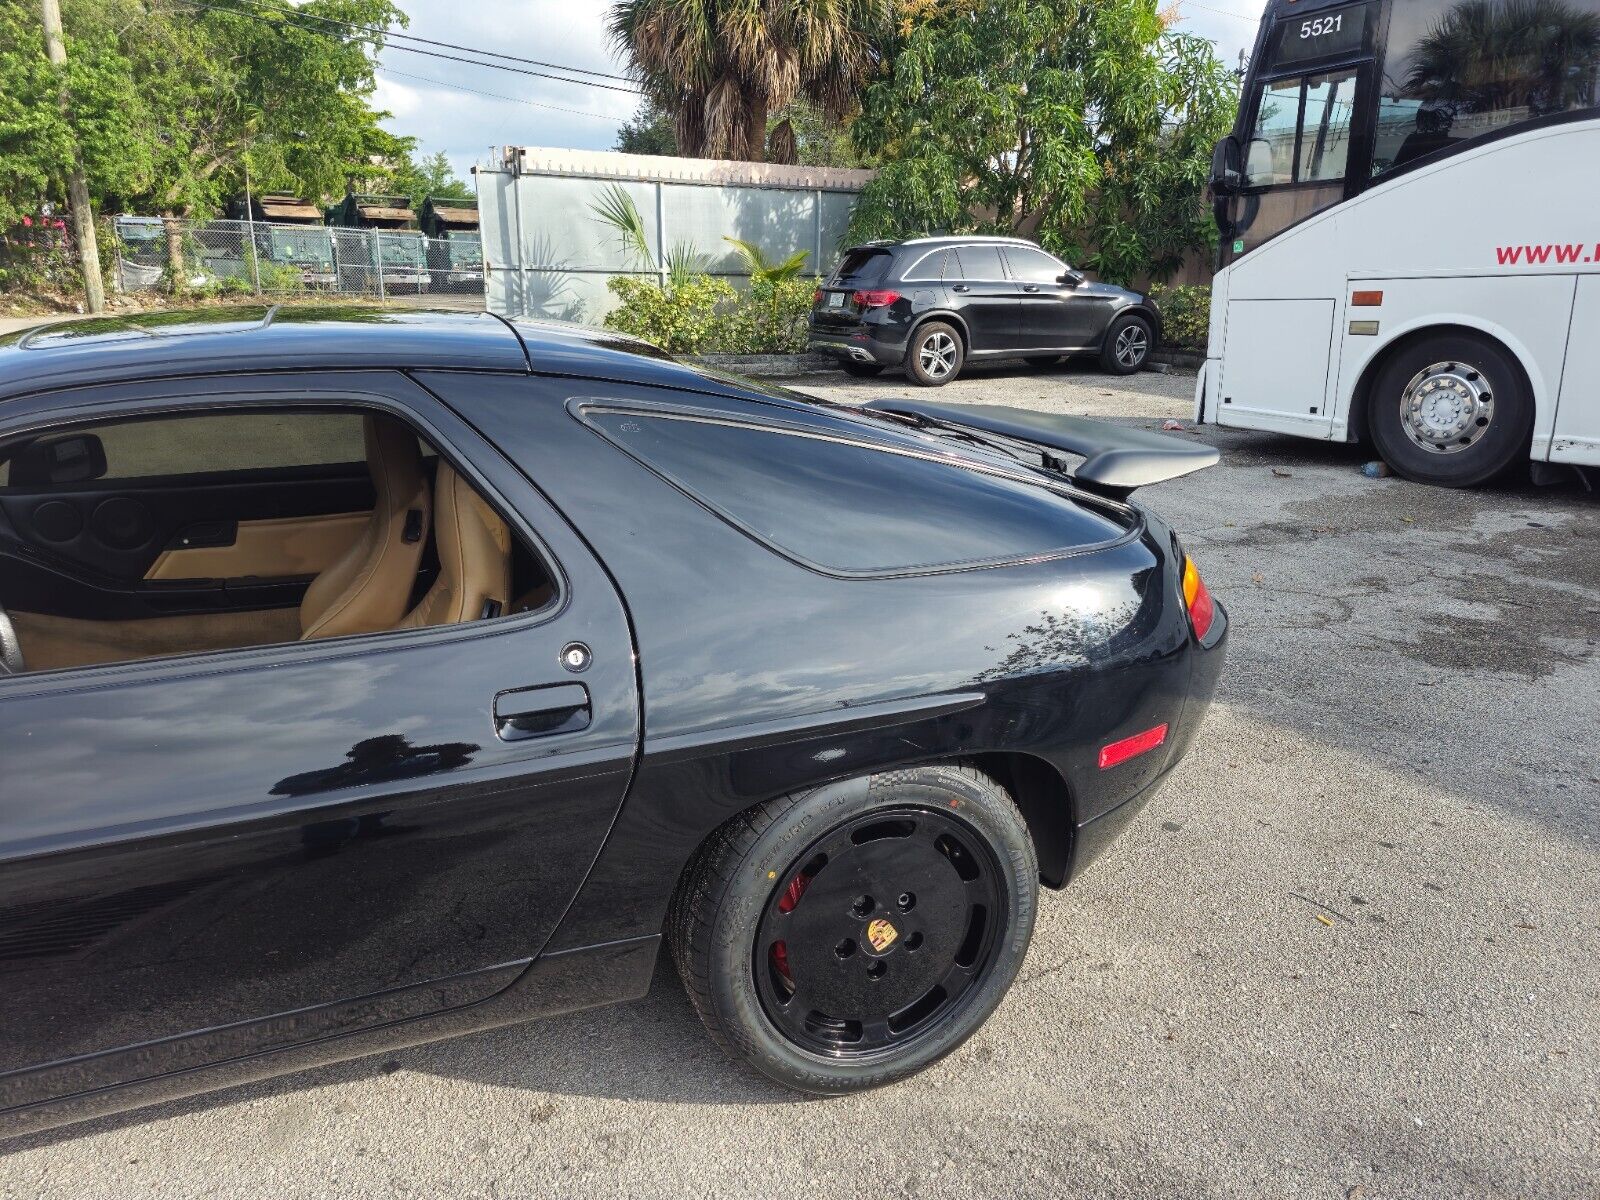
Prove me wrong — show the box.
[355,205,415,222]
[495,146,874,191]
[430,206,479,227]
[259,199,322,221]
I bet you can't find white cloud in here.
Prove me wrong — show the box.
[375,0,641,181]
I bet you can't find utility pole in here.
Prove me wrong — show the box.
[39,0,106,314]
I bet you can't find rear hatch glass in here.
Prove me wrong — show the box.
[814,248,892,327]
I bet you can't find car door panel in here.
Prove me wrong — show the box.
[0,465,378,629]
[143,509,368,580]
[1017,283,1109,349]
[0,371,641,1106]
[947,245,1022,351]
[1003,246,1106,350]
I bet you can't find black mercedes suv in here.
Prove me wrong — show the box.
[808,236,1162,386]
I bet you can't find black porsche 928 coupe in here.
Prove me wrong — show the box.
[0,307,1225,1136]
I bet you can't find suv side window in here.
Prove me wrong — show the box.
[1004,246,1068,284]
[956,244,1005,279]
[902,249,947,282]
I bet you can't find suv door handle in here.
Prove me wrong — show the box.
[1022,284,1041,293]
[494,683,590,741]
[951,284,970,292]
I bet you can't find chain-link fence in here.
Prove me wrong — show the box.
[105,216,485,306]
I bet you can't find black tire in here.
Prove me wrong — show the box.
[1367,332,1532,487]
[841,360,885,378]
[904,321,965,386]
[1099,312,1153,375]
[668,765,1038,1095]
[1025,355,1062,368]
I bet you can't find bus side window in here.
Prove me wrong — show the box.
[1374,0,1600,175]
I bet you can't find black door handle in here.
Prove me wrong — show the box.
[951,284,970,292]
[494,683,590,741]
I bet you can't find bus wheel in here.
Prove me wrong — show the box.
[1368,333,1532,487]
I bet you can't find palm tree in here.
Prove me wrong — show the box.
[1406,0,1600,116]
[607,0,894,163]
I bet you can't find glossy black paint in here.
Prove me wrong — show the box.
[0,308,1224,1137]
[807,238,1159,369]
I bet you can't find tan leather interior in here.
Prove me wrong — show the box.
[400,462,511,629]
[10,608,303,672]
[8,416,523,675]
[299,414,431,641]
[144,511,369,581]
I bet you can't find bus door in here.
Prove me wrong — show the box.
[1216,58,1367,433]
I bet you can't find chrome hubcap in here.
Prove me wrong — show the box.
[1400,361,1494,454]
[1115,324,1149,367]
[919,332,957,377]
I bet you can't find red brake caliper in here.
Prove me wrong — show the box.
[771,871,813,987]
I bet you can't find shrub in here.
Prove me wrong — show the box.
[604,274,735,355]
[712,277,816,354]
[1148,284,1211,351]
[604,273,817,355]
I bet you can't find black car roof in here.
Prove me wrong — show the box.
[0,305,736,402]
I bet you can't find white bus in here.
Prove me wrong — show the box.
[1197,0,1600,486]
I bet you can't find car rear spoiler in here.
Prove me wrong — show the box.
[862,400,1219,498]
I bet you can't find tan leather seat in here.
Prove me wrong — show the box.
[299,414,431,641]
[400,461,511,629]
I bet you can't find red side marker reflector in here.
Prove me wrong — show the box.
[1098,723,1169,770]
[1351,290,1383,306]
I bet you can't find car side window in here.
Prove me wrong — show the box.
[956,244,1005,279]
[0,405,556,676]
[1005,247,1068,284]
[903,249,947,281]
[0,412,369,488]
[582,409,1126,575]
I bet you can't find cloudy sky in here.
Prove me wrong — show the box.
[370,0,1271,182]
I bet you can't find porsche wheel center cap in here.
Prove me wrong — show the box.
[864,917,899,955]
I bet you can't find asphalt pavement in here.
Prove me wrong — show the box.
[3,356,1597,1199]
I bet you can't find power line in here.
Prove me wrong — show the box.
[223,0,640,85]
[170,0,646,95]
[374,64,631,124]
[1173,0,1263,25]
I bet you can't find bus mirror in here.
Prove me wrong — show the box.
[1211,135,1243,195]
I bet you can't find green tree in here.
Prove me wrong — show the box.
[0,0,408,222]
[0,0,151,227]
[616,98,679,155]
[607,0,895,162]
[379,149,473,208]
[768,97,870,168]
[848,0,1237,284]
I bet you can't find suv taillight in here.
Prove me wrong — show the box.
[812,287,824,305]
[1182,555,1215,641]
[853,289,901,308]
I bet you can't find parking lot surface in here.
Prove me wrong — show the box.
[4,359,1597,1199]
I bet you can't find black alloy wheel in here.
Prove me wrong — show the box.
[753,806,1003,1057]
[1099,312,1152,375]
[669,765,1037,1094]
